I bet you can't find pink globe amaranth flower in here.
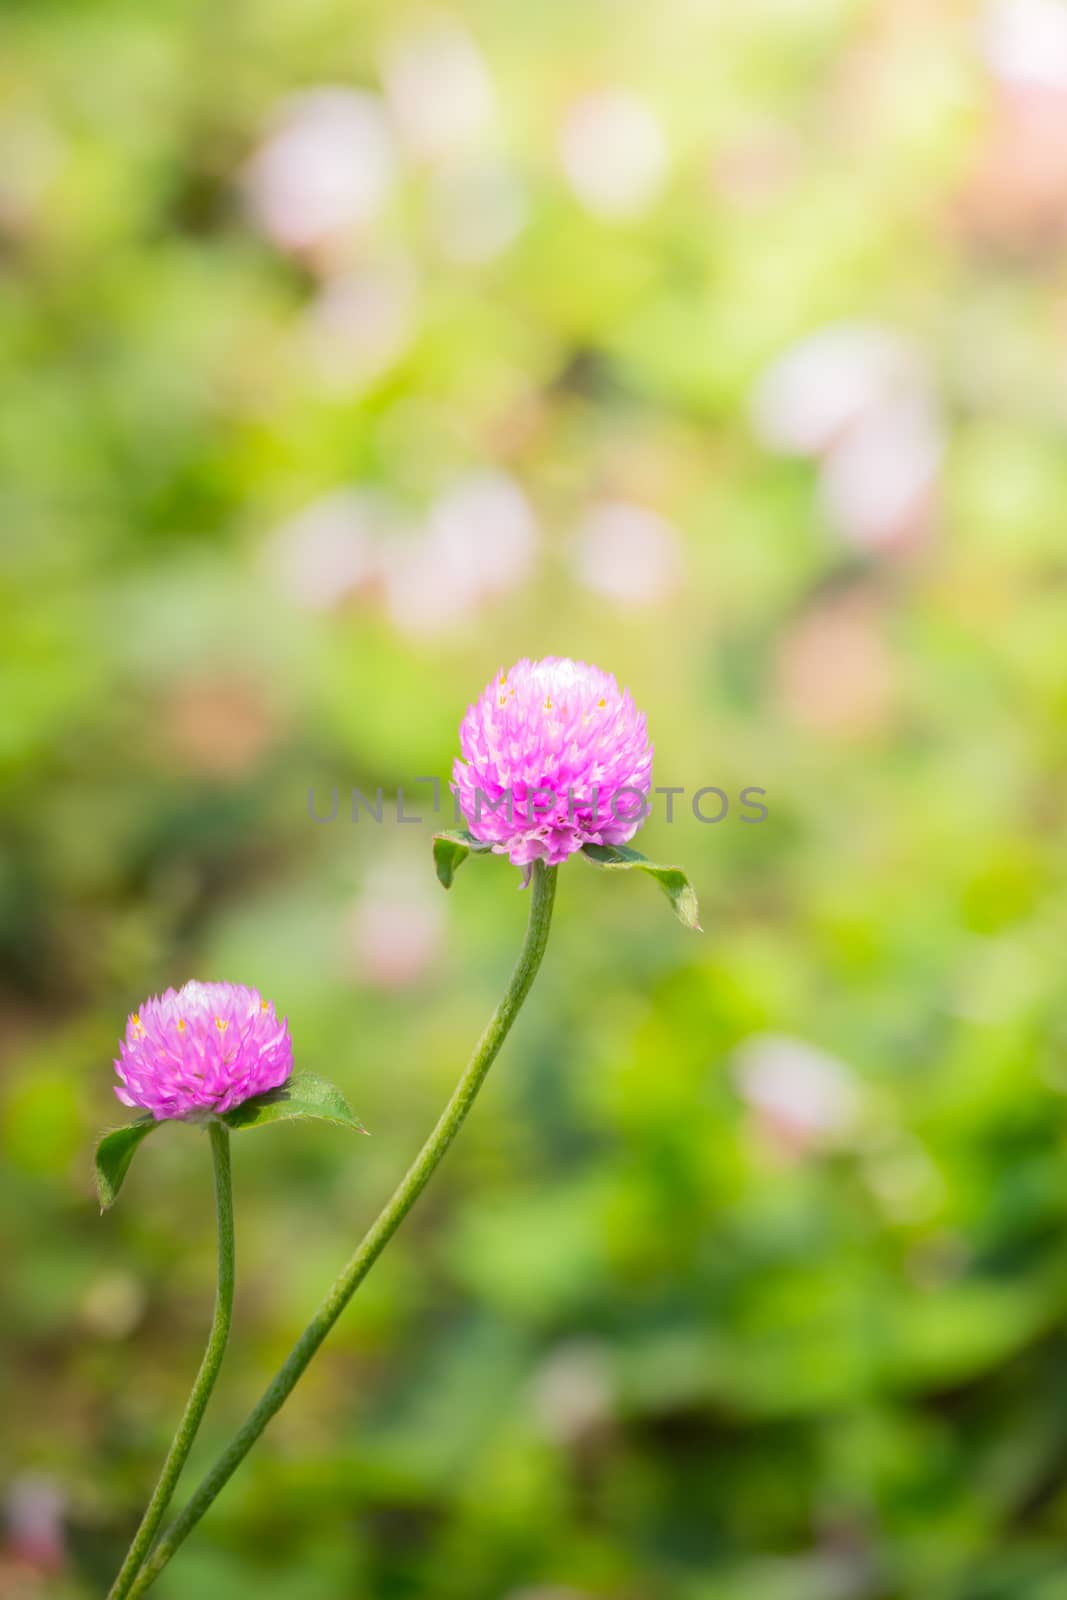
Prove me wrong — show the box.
[114,981,293,1122]
[453,657,653,869]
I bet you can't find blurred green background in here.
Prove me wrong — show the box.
[7,0,1067,1595]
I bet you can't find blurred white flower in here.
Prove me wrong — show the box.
[343,857,444,989]
[559,90,669,219]
[244,89,397,255]
[733,1033,860,1155]
[266,489,388,611]
[429,157,527,263]
[751,322,925,458]
[528,1339,613,1446]
[382,22,495,162]
[571,500,683,608]
[305,256,418,390]
[80,1269,146,1339]
[982,0,1067,91]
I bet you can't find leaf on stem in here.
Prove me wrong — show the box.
[221,1072,366,1133]
[581,843,702,931]
[432,828,492,889]
[94,1118,159,1211]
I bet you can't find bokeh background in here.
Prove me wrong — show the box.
[6,0,1067,1595]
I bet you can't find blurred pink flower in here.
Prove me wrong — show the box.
[453,657,653,868]
[114,981,292,1121]
[733,1033,860,1157]
[571,501,683,608]
[343,859,444,989]
[383,471,537,636]
[777,587,896,737]
[382,529,479,637]
[0,117,62,244]
[271,471,536,636]
[427,471,536,601]
[266,490,387,612]
[710,122,803,212]
[4,1475,65,1576]
[751,322,925,459]
[959,0,1067,246]
[752,322,943,552]
[160,677,279,780]
[817,393,942,553]
[504,1591,595,1600]
[244,89,396,256]
[559,90,669,219]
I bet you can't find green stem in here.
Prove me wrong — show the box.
[107,1121,235,1600]
[127,860,558,1597]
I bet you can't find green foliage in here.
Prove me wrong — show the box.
[94,1078,363,1209]
[94,1119,159,1211]
[432,830,492,889]
[581,842,702,930]
[221,1074,366,1134]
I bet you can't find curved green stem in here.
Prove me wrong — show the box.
[107,1121,235,1600]
[128,860,558,1597]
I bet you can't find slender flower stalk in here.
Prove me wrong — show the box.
[126,859,558,1596]
[107,1122,235,1600]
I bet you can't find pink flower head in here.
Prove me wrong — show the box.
[453,657,653,868]
[114,981,293,1121]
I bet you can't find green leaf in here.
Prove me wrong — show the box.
[433,828,491,889]
[94,1117,159,1211]
[581,843,702,931]
[222,1072,367,1133]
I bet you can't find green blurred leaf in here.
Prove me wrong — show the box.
[432,828,491,889]
[581,843,702,931]
[222,1072,366,1134]
[94,1117,158,1211]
